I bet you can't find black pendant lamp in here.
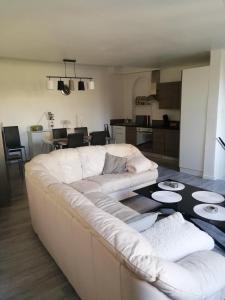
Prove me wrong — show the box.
[57,78,64,90]
[78,79,85,91]
[46,59,94,95]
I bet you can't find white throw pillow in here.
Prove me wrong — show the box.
[142,212,214,261]
[126,154,158,173]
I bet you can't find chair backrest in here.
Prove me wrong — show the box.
[90,131,106,145]
[3,126,21,148]
[67,133,84,148]
[74,127,88,136]
[52,128,67,139]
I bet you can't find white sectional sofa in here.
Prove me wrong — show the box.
[25,144,225,300]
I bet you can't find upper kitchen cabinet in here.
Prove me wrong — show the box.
[157,81,181,109]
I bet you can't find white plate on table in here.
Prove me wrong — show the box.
[192,191,224,204]
[193,204,225,221]
[152,191,182,203]
[158,181,185,191]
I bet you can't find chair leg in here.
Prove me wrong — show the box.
[18,160,24,178]
[23,147,27,162]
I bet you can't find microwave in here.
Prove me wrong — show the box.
[135,115,151,127]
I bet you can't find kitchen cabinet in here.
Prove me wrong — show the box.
[126,127,136,145]
[164,130,180,157]
[152,129,180,158]
[152,129,164,155]
[157,81,181,109]
[111,126,126,144]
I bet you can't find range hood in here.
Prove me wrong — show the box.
[148,69,160,100]
[135,70,160,105]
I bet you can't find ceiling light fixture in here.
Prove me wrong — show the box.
[47,77,54,90]
[46,59,95,95]
[78,79,85,91]
[88,79,95,90]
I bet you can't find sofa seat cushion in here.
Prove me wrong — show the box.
[87,173,132,194]
[142,212,214,261]
[69,179,101,194]
[86,192,139,222]
[87,170,158,195]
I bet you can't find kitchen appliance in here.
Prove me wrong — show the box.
[135,115,151,127]
[163,114,169,128]
[136,127,153,145]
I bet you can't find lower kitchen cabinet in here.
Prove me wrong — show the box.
[164,130,180,157]
[126,127,136,145]
[152,129,164,155]
[152,129,180,158]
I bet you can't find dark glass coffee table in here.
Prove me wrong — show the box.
[131,180,225,250]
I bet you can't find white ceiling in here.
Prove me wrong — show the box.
[1,0,225,67]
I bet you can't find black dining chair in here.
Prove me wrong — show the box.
[52,128,68,149]
[90,131,106,145]
[52,128,67,139]
[2,126,27,161]
[67,133,85,148]
[5,151,24,178]
[74,127,88,136]
[74,127,89,145]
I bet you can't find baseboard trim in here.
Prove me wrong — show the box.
[180,167,203,177]
[203,175,216,180]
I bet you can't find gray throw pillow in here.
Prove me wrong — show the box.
[103,153,127,174]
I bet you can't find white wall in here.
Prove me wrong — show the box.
[203,49,225,179]
[215,51,225,179]
[0,59,123,155]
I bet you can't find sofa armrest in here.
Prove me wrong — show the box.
[126,155,158,174]
[152,250,225,300]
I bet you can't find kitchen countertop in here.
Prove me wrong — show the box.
[111,123,180,130]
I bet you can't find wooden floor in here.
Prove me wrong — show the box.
[0,166,80,300]
[1,164,225,299]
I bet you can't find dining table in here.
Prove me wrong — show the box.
[52,136,91,149]
[44,135,114,150]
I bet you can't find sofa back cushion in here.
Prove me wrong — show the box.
[31,149,83,184]
[29,144,147,183]
[105,144,141,158]
[77,146,106,178]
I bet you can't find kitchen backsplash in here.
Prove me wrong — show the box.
[135,100,180,121]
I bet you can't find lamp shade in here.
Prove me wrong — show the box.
[69,79,75,91]
[47,78,54,90]
[78,80,85,91]
[57,80,64,90]
[88,79,95,90]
